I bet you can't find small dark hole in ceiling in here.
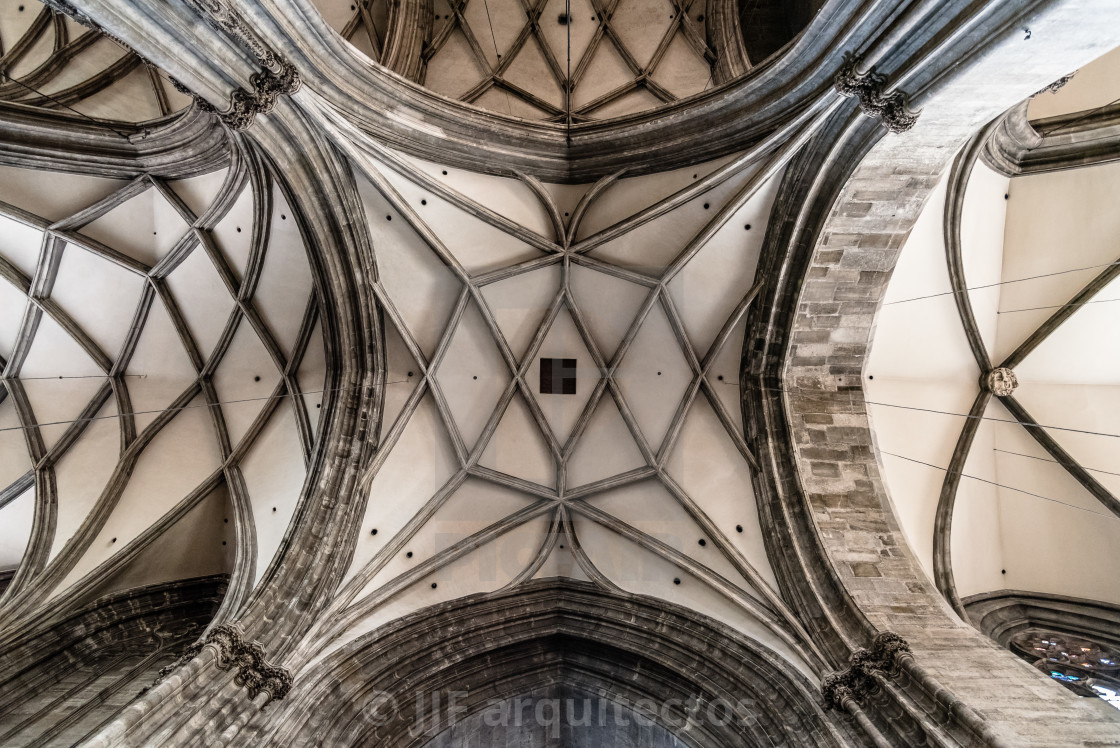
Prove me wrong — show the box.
[540,358,577,395]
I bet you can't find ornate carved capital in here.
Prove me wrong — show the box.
[154,624,293,704]
[835,57,919,134]
[207,624,294,704]
[822,632,913,710]
[171,61,300,131]
[821,668,872,710]
[172,0,303,130]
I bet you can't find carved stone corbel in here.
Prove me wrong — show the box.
[822,631,912,710]
[206,624,293,704]
[206,60,301,130]
[835,57,919,134]
[171,0,302,130]
[154,624,293,704]
[165,54,300,131]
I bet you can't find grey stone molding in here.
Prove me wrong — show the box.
[982,97,1120,176]
[252,580,862,747]
[979,100,1044,174]
[934,122,997,618]
[376,0,431,80]
[0,101,229,179]
[0,575,226,745]
[965,590,1120,653]
[998,394,1120,520]
[71,0,1024,181]
[705,0,751,84]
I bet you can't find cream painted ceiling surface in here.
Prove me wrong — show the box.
[0,151,326,603]
[867,47,1120,608]
[0,0,191,123]
[311,0,715,120]
[0,95,830,679]
[272,139,826,678]
[0,0,823,673]
[307,0,389,62]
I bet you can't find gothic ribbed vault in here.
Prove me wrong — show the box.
[0,0,1119,745]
